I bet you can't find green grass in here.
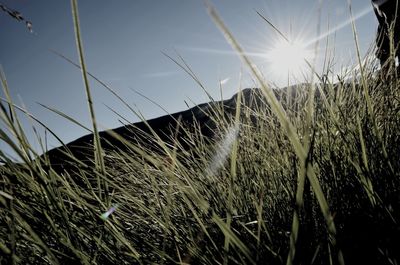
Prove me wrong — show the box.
[1,1,400,264]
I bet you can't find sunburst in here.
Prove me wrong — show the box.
[265,38,314,80]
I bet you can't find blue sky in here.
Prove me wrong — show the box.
[0,0,377,157]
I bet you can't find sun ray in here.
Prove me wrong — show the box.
[304,5,373,47]
[183,3,374,87]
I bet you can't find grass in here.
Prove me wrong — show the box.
[1,1,400,264]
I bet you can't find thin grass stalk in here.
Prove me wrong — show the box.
[286,155,307,265]
[162,51,214,102]
[37,103,92,133]
[213,214,256,264]
[50,50,142,121]
[70,0,108,203]
[347,3,372,116]
[0,97,69,153]
[0,69,34,162]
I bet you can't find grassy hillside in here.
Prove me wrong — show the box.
[1,2,400,265]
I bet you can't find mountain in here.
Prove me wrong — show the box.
[43,87,262,168]
[43,85,315,170]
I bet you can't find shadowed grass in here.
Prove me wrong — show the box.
[0,1,400,265]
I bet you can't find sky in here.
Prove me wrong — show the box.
[0,0,378,158]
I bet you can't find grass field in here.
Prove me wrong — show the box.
[1,1,400,264]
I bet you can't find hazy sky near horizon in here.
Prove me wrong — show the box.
[0,0,378,157]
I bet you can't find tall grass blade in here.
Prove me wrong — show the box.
[70,0,107,202]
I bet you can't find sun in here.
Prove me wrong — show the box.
[266,39,314,80]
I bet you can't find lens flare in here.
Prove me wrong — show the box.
[100,204,118,220]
